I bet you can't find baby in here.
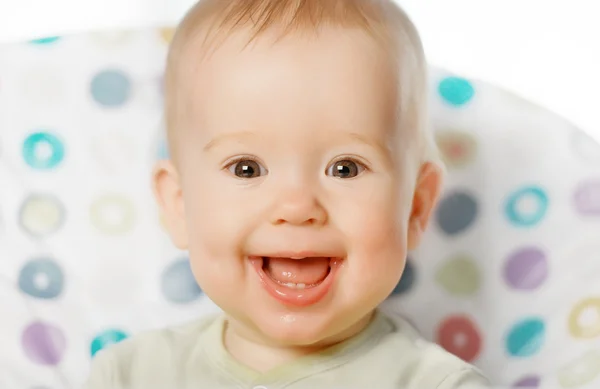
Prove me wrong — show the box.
[84,0,490,388]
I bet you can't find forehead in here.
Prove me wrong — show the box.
[180,26,401,142]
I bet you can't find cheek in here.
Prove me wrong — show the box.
[180,173,255,293]
[181,172,263,257]
[333,179,409,293]
[184,185,232,255]
[334,179,409,252]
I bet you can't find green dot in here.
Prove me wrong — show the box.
[506,318,545,357]
[436,255,481,296]
[22,131,65,170]
[438,77,475,107]
[30,37,61,45]
[90,329,128,357]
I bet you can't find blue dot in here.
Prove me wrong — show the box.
[90,329,128,357]
[436,191,478,235]
[438,77,475,106]
[30,37,61,45]
[90,70,132,107]
[506,318,545,357]
[391,258,416,295]
[18,258,64,299]
[157,140,169,160]
[161,258,202,304]
[22,132,65,170]
[505,186,549,227]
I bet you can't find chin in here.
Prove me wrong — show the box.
[251,309,341,347]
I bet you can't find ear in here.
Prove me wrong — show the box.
[152,160,188,249]
[407,162,444,251]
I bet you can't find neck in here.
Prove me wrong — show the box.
[223,312,375,373]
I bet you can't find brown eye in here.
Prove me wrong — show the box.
[228,159,266,178]
[327,159,365,179]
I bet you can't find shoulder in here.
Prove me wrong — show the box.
[82,314,220,389]
[373,311,491,389]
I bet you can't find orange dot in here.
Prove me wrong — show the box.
[568,297,600,339]
[436,315,482,362]
[448,143,464,157]
[159,27,175,44]
[435,130,477,169]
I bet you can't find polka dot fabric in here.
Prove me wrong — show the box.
[0,29,598,389]
[382,71,600,387]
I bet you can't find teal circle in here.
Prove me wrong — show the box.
[506,318,545,357]
[438,77,475,106]
[30,37,61,45]
[90,329,128,357]
[505,186,549,227]
[22,132,65,170]
[90,70,132,107]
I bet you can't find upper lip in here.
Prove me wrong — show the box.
[250,251,342,259]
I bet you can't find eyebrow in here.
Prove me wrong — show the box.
[347,132,390,156]
[202,130,391,158]
[202,131,256,152]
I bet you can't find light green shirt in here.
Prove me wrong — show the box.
[83,310,490,389]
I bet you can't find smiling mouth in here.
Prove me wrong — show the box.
[262,256,332,289]
[248,256,343,307]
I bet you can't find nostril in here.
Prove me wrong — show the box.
[275,218,319,226]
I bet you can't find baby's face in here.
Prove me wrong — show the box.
[158,26,435,346]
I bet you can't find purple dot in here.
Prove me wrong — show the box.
[573,179,600,216]
[512,375,540,388]
[504,247,548,290]
[21,321,66,365]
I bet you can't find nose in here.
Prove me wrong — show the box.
[270,189,328,226]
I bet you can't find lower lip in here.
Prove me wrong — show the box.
[248,257,342,307]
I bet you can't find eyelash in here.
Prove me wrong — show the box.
[330,155,369,168]
[223,155,261,169]
[222,155,370,175]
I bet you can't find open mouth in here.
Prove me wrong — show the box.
[249,255,342,307]
[262,256,332,289]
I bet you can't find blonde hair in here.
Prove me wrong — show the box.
[164,0,441,168]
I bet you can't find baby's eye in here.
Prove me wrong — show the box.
[326,159,366,179]
[227,159,267,178]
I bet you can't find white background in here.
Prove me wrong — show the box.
[0,0,599,142]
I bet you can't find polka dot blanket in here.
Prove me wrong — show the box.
[0,28,599,389]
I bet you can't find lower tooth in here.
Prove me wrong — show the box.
[284,282,307,289]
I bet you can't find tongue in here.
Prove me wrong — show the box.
[265,257,330,285]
